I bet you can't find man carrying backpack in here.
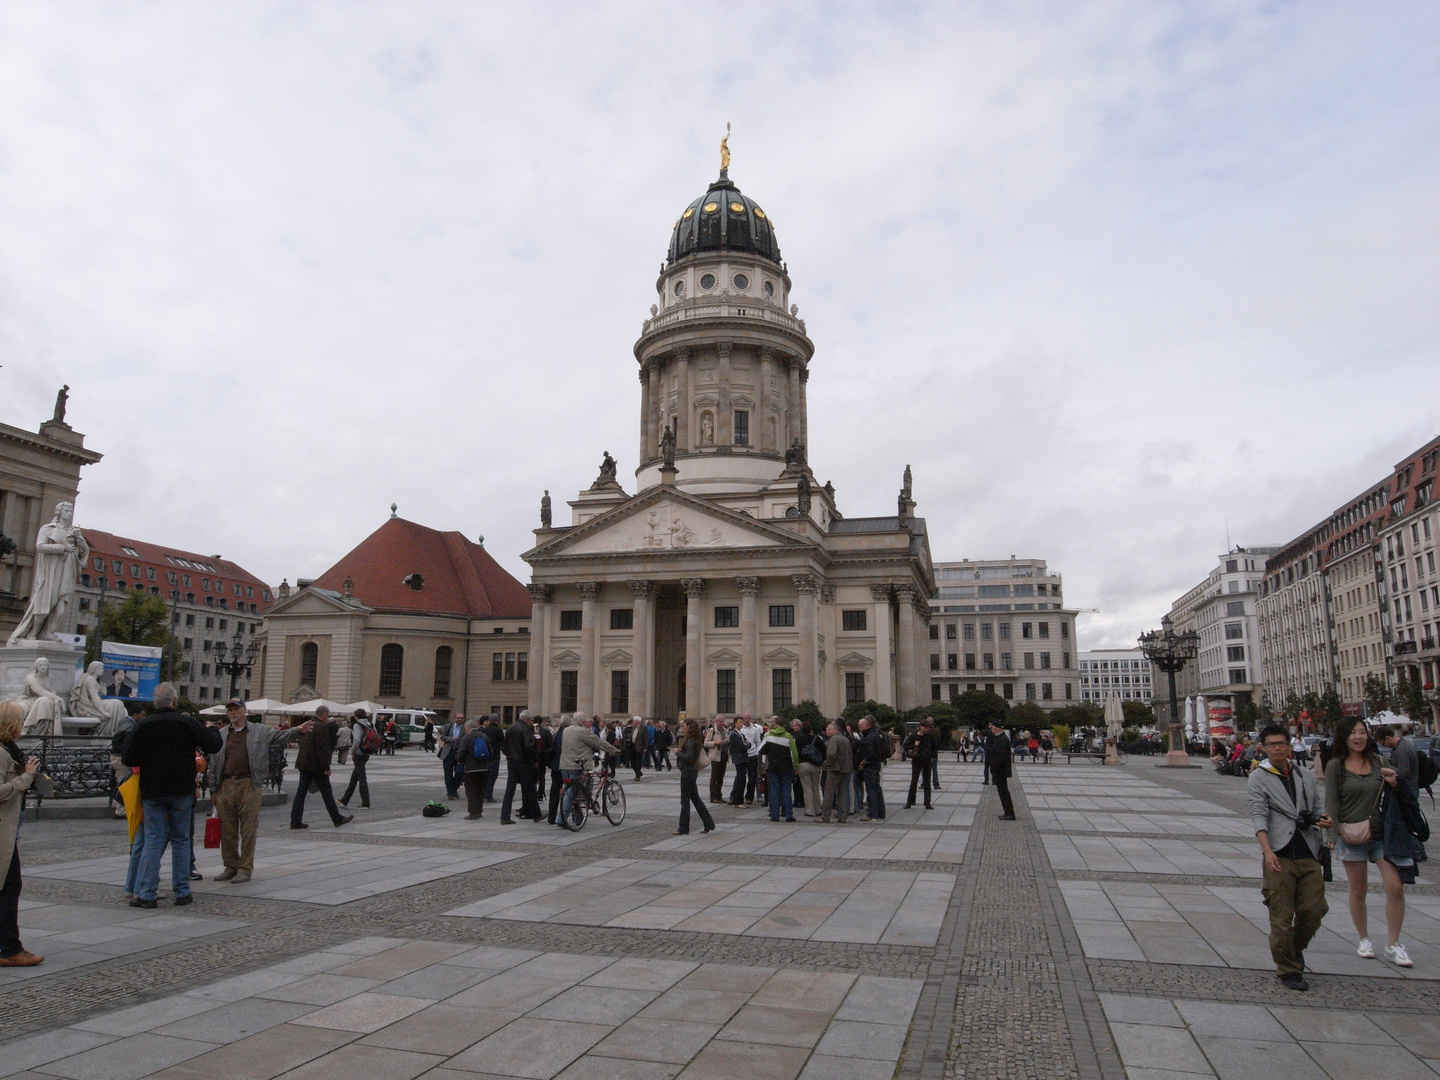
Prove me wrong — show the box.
[340,709,379,809]
[456,719,491,819]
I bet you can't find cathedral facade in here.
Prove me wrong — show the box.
[523,162,933,720]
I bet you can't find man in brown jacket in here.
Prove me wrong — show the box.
[290,705,354,830]
[820,720,854,824]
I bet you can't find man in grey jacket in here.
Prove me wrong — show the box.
[819,720,854,824]
[1247,724,1332,991]
[557,717,619,827]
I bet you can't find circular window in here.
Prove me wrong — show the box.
[754,207,766,219]
[682,208,695,220]
[673,280,686,298]
[763,280,774,298]
[703,202,719,213]
[733,274,749,291]
[700,273,716,290]
[729,202,744,213]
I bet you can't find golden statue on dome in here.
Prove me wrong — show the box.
[720,122,731,172]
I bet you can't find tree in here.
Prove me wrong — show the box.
[1121,701,1156,729]
[951,690,1008,733]
[841,699,898,727]
[904,700,960,741]
[1315,687,1344,732]
[1234,698,1264,733]
[1008,702,1047,734]
[1049,722,1071,751]
[1363,673,1393,717]
[780,700,825,728]
[91,590,187,681]
[1394,675,1429,724]
[1048,703,1102,730]
[1281,692,1305,726]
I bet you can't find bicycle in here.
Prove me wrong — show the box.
[560,770,627,831]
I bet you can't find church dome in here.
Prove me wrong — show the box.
[667,172,781,266]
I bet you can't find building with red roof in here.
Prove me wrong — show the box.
[258,512,533,721]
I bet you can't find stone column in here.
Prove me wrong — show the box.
[717,341,733,446]
[577,582,601,715]
[798,364,809,452]
[758,348,775,451]
[527,584,552,714]
[871,584,894,706]
[647,360,663,462]
[786,357,802,449]
[675,347,692,451]
[737,577,760,715]
[681,578,706,717]
[894,582,917,710]
[820,584,836,715]
[638,366,651,466]
[794,574,820,705]
[629,580,652,717]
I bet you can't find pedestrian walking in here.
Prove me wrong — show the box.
[819,719,853,824]
[988,720,1015,820]
[856,715,887,821]
[500,711,541,824]
[205,698,311,884]
[1247,724,1331,991]
[0,702,42,967]
[794,720,824,817]
[759,717,798,822]
[654,721,674,771]
[483,714,503,800]
[340,710,377,808]
[904,719,937,810]
[544,716,568,825]
[628,717,646,781]
[1325,718,1413,967]
[457,719,491,819]
[705,716,730,803]
[121,684,223,906]
[423,718,436,753]
[289,706,354,831]
[674,719,716,834]
[334,719,352,766]
[438,715,464,800]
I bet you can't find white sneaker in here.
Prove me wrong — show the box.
[1357,938,1375,959]
[1384,944,1413,968]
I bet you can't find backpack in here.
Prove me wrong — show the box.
[1417,750,1438,793]
[358,724,382,755]
[421,800,450,818]
[469,732,491,762]
[880,729,895,760]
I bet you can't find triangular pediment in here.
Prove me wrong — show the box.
[527,486,806,559]
[602,649,633,664]
[706,647,743,663]
[266,587,372,618]
[550,649,582,665]
[836,652,874,669]
[763,647,799,662]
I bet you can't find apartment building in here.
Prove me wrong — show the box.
[1078,649,1155,705]
[1377,445,1440,722]
[1165,546,1278,707]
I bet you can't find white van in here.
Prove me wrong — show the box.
[372,708,440,745]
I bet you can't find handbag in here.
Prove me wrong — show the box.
[1338,780,1385,845]
[204,812,221,849]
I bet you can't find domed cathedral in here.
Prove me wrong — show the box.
[523,146,934,721]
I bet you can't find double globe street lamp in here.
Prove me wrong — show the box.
[1139,615,1200,767]
[213,627,261,701]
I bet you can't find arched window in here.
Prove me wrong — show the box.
[433,646,453,698]
[379,643,404,696]
[299,642,319,689]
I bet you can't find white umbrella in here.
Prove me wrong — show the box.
[278,698,349,715]
[1197,695,1209,739]
[1104,692,1124,740]
[341,700,387,716]
[1183,697,1195,740]
[200,697,288,716]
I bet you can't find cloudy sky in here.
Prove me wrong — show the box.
[2,2,1436,648]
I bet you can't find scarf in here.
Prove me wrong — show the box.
[3,740,24,769]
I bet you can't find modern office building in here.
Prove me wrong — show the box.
[927,558,1079,709]
[1078,649,1155,705]
[1165,546,1278,708]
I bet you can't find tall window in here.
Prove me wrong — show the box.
[714,606,739,628]
[493,653,504,681]
[1038,622,1050,639]
[1040,652,1051,669]
[841,610,867,631]
[504,653,516,680]
[772,668,792,711]
[379,644,404,696]
[560,670,578,712]
[734,410,749,446]
[434,646,453,697]
[517,652,528,681]
[559,610,582,631]
[299,642,318,688]
[716,669,736,713]
[611,670,630,714]
[769,605,795,627]
[610,608,633,630]
[845,672,865,705]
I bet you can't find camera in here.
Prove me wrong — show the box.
[1295,809,1321,830]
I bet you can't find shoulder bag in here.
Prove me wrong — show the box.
[1338,776,1385,846]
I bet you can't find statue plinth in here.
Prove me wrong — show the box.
[1104,737,1119,765]
[0,639,83,705]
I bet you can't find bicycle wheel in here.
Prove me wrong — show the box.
[603,778,627,825]
[561,786,588,831]
[1116,751,1130,765]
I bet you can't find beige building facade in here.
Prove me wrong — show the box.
[1168,546,1276,707]
[524,162,934,721]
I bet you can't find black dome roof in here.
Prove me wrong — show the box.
[667,172,781,266]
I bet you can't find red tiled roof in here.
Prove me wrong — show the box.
[81,529,274,613]
[312,517,531,619]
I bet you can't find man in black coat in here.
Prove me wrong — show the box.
[904,719,938,810]
[988,720,1015,820]
[482,714,504,801]
[289,705,353,830]
[120,683,223,907]
[500,711,541,823]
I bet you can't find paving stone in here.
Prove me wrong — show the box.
[1192,1034,1328,1080]
[292,991,434,1033]
[445,1017,612,1079]
[41,1032,218,1080]
[1301,1042,1439,1080]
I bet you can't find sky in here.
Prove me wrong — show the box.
[1,1,1436,649]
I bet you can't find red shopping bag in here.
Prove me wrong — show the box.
[204,813,221,849]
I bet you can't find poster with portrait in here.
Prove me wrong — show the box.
[100,641,164,701]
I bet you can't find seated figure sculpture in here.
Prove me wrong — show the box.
[18,657,65,736]
[69,661,129,736]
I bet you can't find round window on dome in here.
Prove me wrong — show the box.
[682,208,695,220]
[700,273,717,290]
[733,274,749,291]
[729,202,744,213]
[753,207,766,219]
[763,280,775,298]
[674,280,686,298]
[703,202,719,213]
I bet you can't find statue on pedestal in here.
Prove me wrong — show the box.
[69,660,129,735]
[7,501,87,646]
[660,423,676,469]
[18,657,65,736]
[797,474,812,515]
[53,384,69,424]
[784,438,806,468]
[540,490,552,529]
[598,451,617,483]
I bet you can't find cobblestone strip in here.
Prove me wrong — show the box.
[1087,957,1440,1011]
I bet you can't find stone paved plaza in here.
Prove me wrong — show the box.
[3,752,1438,1079]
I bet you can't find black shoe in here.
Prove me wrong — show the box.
[335,815,354,827]
[190,870,203,881]
[1280,972,1309,991]
[998,814,1017,821]
[289,822,309,830]
[925,804,934,809]
[360,803,370,809]
[174,894,194,907]
[500,819,515,825]
[703,826,715,833]
[129,897,158,909]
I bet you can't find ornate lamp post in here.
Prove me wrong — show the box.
[214,627,261,701]
[1139,615,1200,767]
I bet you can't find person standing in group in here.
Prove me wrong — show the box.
[673,719,716,835]
[705,716,729,803]
[558,716,620,826]
[904,719,937,810]
[1248,724,1331,991]
[107,701,146,819]
[654,720,674,771]
[500,710,541,824]
[438,715,465,801]
[334,718,352,766]
[0,702,42,966]
[121,684,223,906]
[976,729,990,784]
[793,720,824,817]
[423,717,436,753]
[290,706,354,831]
[856,716,887,822]
[482,714,503,801]
[534,718,552,805]
[457,719,491,820]
[628,717,647,781]
[602,720,621,778]
[759,717,798,823]
[544,716,569,825]
[1325,718,1412,967]
[206,698,311,884]
[988,720,1015,820]
[341,710,376,809]
[819,719,854,824]
[727,718,752,806]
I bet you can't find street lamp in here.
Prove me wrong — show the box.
[1139,615,1201,767]
[213,627,261,701]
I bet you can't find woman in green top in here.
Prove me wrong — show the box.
[1324,718,1409,967]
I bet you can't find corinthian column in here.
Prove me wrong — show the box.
[638,366,651,466]
[527,584,552,714]
[786,357,802,450]
[798,364,809,453]
[681,578,706,717]
[894,582,917,710]
[794,574,820,704]
[647,361,662,462]
[675,347,692,451]
[577,582,601,715]
[737,577,760,714]
[630,580,653,717]
[758,348,775,451]
[717,341,733,446]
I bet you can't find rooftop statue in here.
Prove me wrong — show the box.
[720,122,731,172]
[540,490,552,529]
[660,423,676,469]
[784,438,806,468]
[53,384,69,424]
[797,474,812,515]
[7,501,87,646]
[598,451,618,483]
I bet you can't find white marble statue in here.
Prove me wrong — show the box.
[69,660,128,735]
[18,657,65,736]
[7,501,88,646]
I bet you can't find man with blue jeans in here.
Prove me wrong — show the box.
[557,717,619,825]
[758,718,798,822]
[120,683,222,908]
